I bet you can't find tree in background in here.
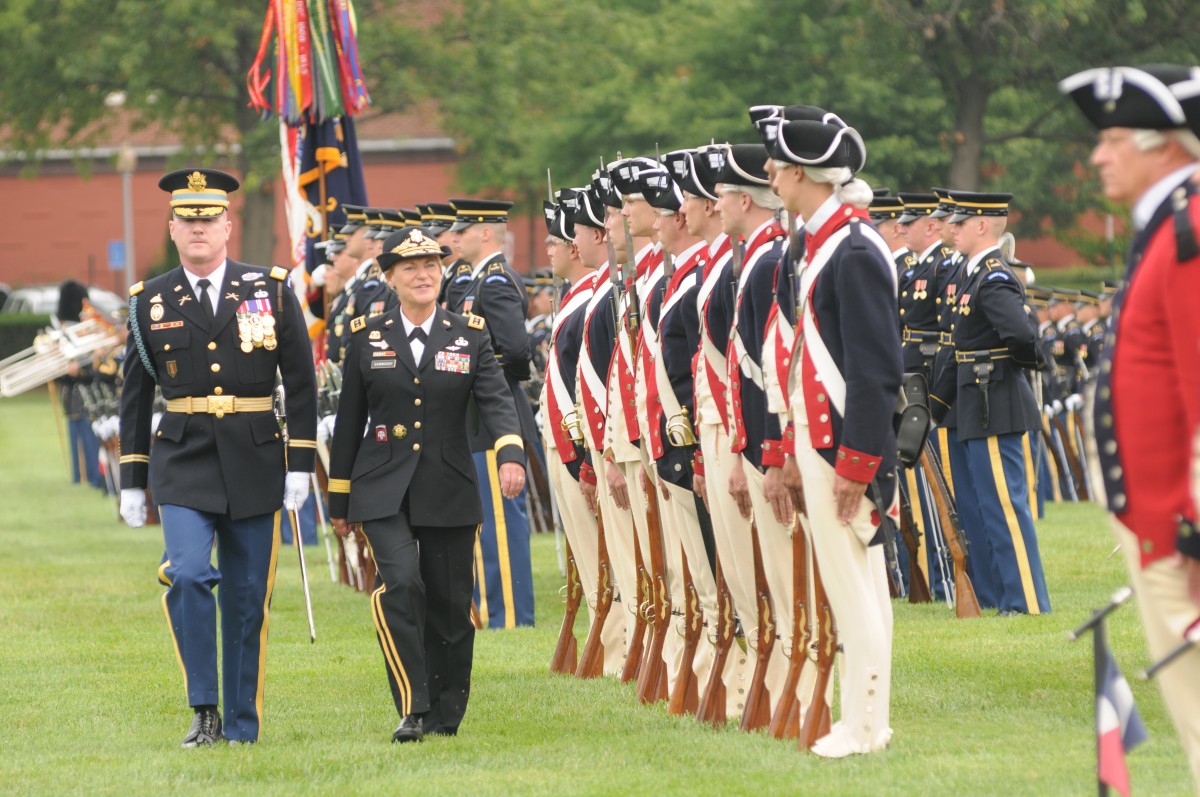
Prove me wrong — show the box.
[0,0,415,267]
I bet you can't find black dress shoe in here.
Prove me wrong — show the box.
[182,708,223,748]
[392,714,424,744]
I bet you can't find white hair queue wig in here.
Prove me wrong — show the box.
[801,166,874,209]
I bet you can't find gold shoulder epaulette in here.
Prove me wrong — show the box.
[350,315,367,333]
[129,281,145,297]
[270,266,289,281]
[467,314,486,330]
[984,257,1004,271]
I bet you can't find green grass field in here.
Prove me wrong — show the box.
[0,390,1191,796]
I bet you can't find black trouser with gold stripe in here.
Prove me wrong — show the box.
[361,514,477,734]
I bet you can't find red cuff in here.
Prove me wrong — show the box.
[579,461,597,486]
[692,451,705,477]
[781,425,796,456]
[834,445,882,483]
[761,439,785,468]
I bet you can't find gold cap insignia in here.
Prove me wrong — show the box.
[187,171,207,192]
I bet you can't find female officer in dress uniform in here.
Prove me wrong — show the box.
[328,226,526,744]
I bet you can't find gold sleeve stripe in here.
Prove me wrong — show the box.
[288,440,317,449]
[328,478,351,493]
[494,434,524,452]
[120,454,150,464]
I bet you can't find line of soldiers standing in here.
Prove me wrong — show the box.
[531,101,1105,757]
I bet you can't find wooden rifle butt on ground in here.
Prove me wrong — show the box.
[668,552,703,716]
[575,506,614,679]
[919,445,981,619]
[696,561,733,727]
[799,551,834,751]
[621,542,650,684]
[636,478,670,704]
[550,538,582,675]
[897,481,934,604]
[739,522,776,733]
[770,517,810,740]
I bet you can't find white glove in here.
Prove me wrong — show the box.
[92,419,105,437]
[120,488,147,528]
[1065,394,1084,412]
[284,471,311,511]
[1051,399,1064,415]
[311,264,328,287]
[318,414,337,446]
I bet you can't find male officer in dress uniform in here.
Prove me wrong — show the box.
[448,198,538,629]
[1061,63,1200,789]
[869,192,909,268]
[930,190,1050,616]
[431,201,474,308]
[1048,288,1088,396]
[893,192,957,601]
[119,168,318,746]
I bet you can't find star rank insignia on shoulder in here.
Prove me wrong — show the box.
[350,315,367,333]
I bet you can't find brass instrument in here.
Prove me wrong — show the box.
[0,317,122,397]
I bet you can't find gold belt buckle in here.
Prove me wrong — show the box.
[207,395,235,418]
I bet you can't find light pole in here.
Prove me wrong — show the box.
[106,91,137,293]
[116,144,138,294]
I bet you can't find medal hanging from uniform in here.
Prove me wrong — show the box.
[236,297,277,352]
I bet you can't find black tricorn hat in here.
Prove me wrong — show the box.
[563,186,606,230]
[376,227,446,270]
[710,143,770,187]
[543,194,575,241]
[641,165,684,212]
[662,148,720,202]
[590,167,622,210]
[757,110,867,172]
[1059,64,1200,132]
[608,156,661,198]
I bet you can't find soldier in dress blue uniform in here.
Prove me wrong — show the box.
[447,198,538,629]
[119,168,318,746]
[327,226,526,743]
[929,190,1050,616]
[869,192,910,268]
[430,201,475,309]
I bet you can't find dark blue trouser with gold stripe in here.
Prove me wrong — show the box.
[941,427,1001,610]
[472,450,535,629]
[361,514,477,733]
[158,506,280,742]
[961,432,1052,615]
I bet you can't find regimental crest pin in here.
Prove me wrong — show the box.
[392,424,407,440]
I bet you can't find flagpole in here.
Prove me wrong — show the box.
[1094,616,1109,797]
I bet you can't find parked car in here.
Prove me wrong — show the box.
[1,284,125,318]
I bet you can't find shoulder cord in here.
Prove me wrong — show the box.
[128,295,158,383]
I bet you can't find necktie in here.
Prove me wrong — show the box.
[197,278,215,322]
[409,326,427,362]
